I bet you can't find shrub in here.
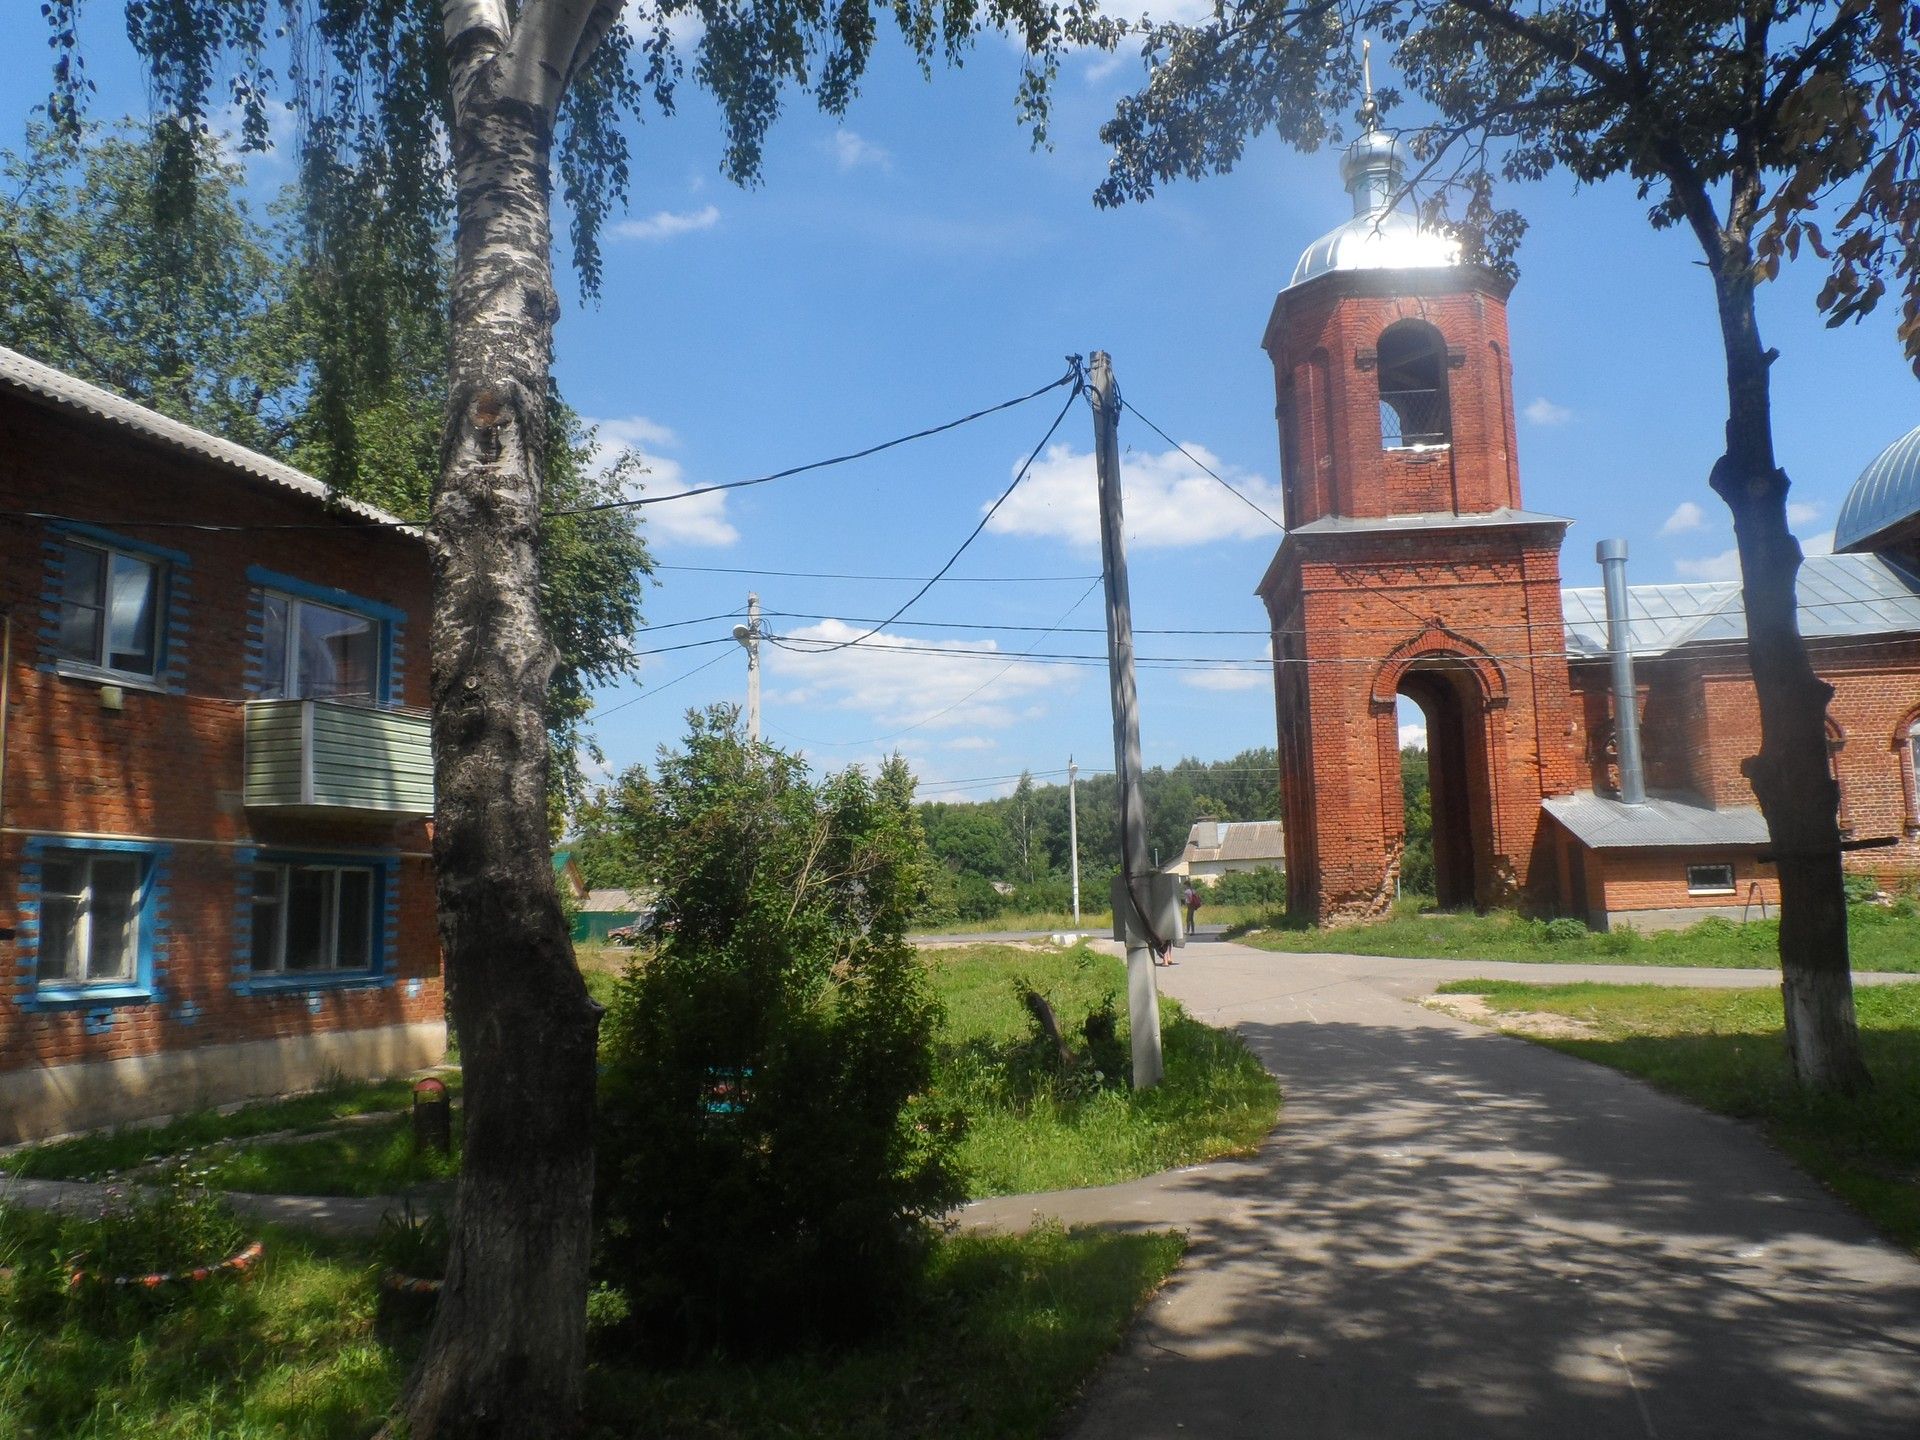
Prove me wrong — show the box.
[1543,917,1589,944]
[595,709,965,1359]
[1208,866,1288,907]
[1843,872,1882,906]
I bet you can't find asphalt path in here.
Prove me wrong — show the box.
[961,935,1920,1439]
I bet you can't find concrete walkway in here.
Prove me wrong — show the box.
[963,939,1920,1439]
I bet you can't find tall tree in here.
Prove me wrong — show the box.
[1067,0,1920,1093]
[38,2,1081,1433]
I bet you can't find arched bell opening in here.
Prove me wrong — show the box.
[1396,662,1493,909]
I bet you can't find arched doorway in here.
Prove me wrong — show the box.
[1396,663,1492,909]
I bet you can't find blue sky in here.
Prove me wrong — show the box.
[4,12,1915,802]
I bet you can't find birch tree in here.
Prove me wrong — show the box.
[1066,0,1920,1093]
[38,2,1080,1434]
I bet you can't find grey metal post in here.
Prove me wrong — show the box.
[732,592,761,744]
[1089,351,1165,1089]
[1068,756,1081,927]
[1597,540,1647,806]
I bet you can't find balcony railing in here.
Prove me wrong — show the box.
[244,698,433,819]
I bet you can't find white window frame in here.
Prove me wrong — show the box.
[37,851,145,988]
[1686,863,1736,896]
[260,593,383,704]
[55,538,164,680]
[251,862,378,974]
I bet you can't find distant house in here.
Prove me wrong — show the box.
[0,345,442,1143]
[552,849,588,905]
[1163,819,1287,886]
[575,889,648,943]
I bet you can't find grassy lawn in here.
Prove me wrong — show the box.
[912,903,1267,937]
[1435,978,1920,1252]
[188,1116,459,1198]
[1,1204,1180,1440]
[0,1074,456,1183]
[928,943,1280,1197]
[1231,898,1920,972]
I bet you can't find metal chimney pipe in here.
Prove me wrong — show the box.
[1597,538,1647,806]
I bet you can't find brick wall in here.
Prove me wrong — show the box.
[0,391,442,1091]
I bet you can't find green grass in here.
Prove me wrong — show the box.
[1,1204,1179,1440]
[927,943,1279,1197]
[0,1074,459,1183]
[188,1117,459,1198]
[585,1225,1183,1440]
[912,903,1267,937]
[1435,978,1920,1252]
[1231,897,1920,971]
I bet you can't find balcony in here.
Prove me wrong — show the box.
[244,698,433,819]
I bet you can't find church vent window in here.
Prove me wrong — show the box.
[1376,320,1452,450]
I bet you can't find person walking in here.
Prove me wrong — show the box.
[1183,883,1202,933]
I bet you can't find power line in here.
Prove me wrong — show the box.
[766,358,1087,657]
[0,368,1079,535]
[588,649,733,723]
[1118,395,1286,531]
[654,563,1100,583]
[556,368,1079,516]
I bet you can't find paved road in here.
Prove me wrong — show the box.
[963,937,1920,1439]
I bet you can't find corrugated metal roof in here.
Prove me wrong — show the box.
[1290,507,1571,536]
[1835,423,1920,553]
[1176,820,1286,865]
[1542,793,1771,849]
[1562,552,1920,658]
[0,343,417,533]
[582,888,648,913]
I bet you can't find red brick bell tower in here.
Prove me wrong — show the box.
[1258,117,1578,923]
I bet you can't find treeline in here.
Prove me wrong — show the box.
[917,749,1280,922]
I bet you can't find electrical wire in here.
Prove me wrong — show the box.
[654,563,1100,583]
[765,358,1087,657]
[588,649,733,723]
[1118,395,1286,531]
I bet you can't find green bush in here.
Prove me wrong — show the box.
[1208,867,1287,907]
[1543,917,1589,944]
[595,709,964,1360]
[1843,872,1882,906]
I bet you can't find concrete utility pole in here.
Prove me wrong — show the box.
[1068,756,1081,927]
[731,592,761,744]
[1089,351,1165,1090]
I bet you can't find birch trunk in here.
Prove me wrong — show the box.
[396,6,609,1435]
[1704,231,1872,1096]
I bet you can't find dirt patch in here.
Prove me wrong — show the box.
[1420,992,1601,1040]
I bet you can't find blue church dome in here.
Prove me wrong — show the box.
[1834,423,1920,554]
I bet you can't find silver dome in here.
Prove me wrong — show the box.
[1834,422,1920,553]
[1290,125,1459,288]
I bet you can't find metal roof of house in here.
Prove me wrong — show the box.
[1541,793,1771,849]
[1176,820,1286,865]
[1562,552,1920,658]
[0,343,416,533]
[581,888,648,913]
[1835,422,1920,554]
[1289,507,1572,537]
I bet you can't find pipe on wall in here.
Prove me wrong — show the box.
[1597,539,1648,806]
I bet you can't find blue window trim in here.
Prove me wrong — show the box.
[52,520,192,568]
[233,850,396,996]
[44,524,190,691]
[245,566,405,625]
[245,566,403,707]
[17,836,170,1011]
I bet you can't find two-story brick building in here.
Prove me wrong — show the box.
[1259,118,1920,929]
[1,345,443,1142]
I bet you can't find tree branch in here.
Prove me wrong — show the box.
[499,0,621,116]
[442,0,511,49]
[1445,0,1636,103]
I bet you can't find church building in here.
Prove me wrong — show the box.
[1259,117,1920,929]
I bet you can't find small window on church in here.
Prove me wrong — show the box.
[1377,321,1451,450]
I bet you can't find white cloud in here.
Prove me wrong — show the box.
[828,129,891,171]
[611,204,720,242]
[1659,501,1708,536]
[1182,667,1267,692]
[764,619,1062,734]
[1399,722,1428,750]
[586,414,738,547]
[1787,501,1822,527]
[944,736,996,751]
[986,442,1285,549]
[1523,397,1573,426]
[1674,547,1743,581]
[1801,529,1835,557]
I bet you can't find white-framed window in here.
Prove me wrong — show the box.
[260,594,380,703]
[55,539,163,678]
[251,862,377,973]
[37,851,145,986]
[1686,863,1736,896]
